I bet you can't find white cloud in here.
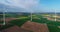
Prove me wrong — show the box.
[1,0,40,11]
[0,0,60,12]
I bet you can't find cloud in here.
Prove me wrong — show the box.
[1,0,59,13]
[0,0,40,12]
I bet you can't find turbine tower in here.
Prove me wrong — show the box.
[3,10,5,25]
[55,9,57,21]
[3,7,7,25]
[31,10,32,21]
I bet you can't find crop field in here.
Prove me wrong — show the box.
[0,12,60,32]
[32,14,60,32]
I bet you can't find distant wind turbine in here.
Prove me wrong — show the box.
[3,7,7,25]
[55,10,57,21]
[31,10,32,21]
[3,10,5,25]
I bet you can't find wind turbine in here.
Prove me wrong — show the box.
[3,7,7,25]
[3,10,5,25]
[31,10,32,21]
[55,9,57,21]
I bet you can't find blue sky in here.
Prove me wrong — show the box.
[0,0,60,12]
[40,0,60,12]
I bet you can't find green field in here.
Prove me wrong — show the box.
[0,13,60,32]
[32,14,60,32]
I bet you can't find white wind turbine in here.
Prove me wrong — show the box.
[55,9,57,21]
[31,10,33,21]
[3,7,7,25]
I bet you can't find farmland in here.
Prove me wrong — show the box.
[0,12,60,32]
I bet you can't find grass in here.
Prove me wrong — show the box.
[47,25,60,32]
[0,24,14,31]
[9,18,30,27]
